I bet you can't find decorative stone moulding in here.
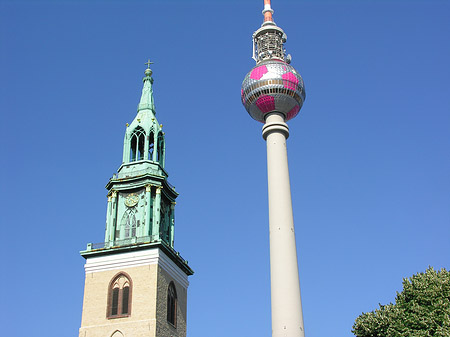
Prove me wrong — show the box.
[241,60,306,123]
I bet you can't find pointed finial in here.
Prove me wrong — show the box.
[138,59,156,112]
[144,59,154,77]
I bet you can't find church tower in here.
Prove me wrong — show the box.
[79,63,193,337]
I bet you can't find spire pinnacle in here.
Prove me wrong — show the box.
[144,59,154,76]
[145,59,154,68]
[138,59,156,112]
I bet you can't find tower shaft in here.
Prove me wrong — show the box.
[263,113,305,337]
[242,1,307,335]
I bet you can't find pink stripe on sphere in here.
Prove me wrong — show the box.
[287,104,300,120]
[282,72,299,90]
[250,65,268,80]
[256,95,275,113]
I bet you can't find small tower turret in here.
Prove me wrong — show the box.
[122,61,165,169]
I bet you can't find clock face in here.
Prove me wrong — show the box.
[125,193,139,207]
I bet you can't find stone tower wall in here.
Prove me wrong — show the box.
[79,248,189,337]
[155,265,188,337]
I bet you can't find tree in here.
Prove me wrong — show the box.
[352,267,450,337]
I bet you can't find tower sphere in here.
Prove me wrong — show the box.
[241,60,306,123]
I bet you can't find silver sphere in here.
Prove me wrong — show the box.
[241,60,306,122]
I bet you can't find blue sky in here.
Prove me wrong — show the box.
[1,0,449,336]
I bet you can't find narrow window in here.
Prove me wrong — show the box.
[138,132,145,160]
[148,132,154,161]
[167,282,177,326]
[108,273,132,318]
[130,135,137,162]
[121,286,130,315]
[131,217,137,237]
[125,212,136,238]
[129,127,146,162]
[111,288,119,316]
[157,132,164,166]
[124,219,130,238]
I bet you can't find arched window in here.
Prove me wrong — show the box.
[107,273,132,318]
[130,127,145,162]
[157,132,165,166]
[148,131,154,161]
[119,208,139,239]
[167,281,177,326]
[111,330,124,337]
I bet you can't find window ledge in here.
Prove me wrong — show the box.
[107,314,131,320]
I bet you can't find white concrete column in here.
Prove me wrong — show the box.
[262,113,305,337]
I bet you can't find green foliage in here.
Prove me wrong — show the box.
[352,267,450,337]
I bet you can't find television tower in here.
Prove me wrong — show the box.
[241,1,306,337]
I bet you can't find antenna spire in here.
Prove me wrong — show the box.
[251,0,286,63]
[263,0,274,23]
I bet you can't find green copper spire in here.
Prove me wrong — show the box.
[138,60,156,112]
[121,61,164,167]
[99,61,175,249]
[80,60,192,279]
[97,62,176,249]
